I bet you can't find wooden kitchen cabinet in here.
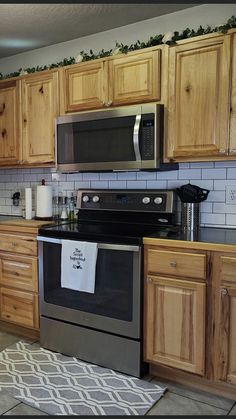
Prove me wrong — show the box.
[144,239,236,399]
[145,275,206,375]
[60,60,108,112]
[109,50,161,107]
[166,34,231,161]
[21,71,59,164]
[60,48,162,114]
[0,79,21,165]
[229,33,236,156]
[215,255,236,385]
[144,246,206,375]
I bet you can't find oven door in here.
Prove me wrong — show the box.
[38,237,142,339]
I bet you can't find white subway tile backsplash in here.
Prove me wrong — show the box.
[207,190,225,202]
[82,173,99,181]
[118,172,137,180]
[227,168,236,179]
[178,169,201,179]
[202,168,226,179]
[127,181,146,189]
[147,180,167,189]
[0,161,235,228]
[201,213,226,225]
[91,181,109,189]
[108,181,127,189]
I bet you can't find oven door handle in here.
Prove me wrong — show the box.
[37,236,140,252]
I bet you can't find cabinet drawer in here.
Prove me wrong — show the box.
[0,233,37,256]
[0,287,39,329]
[0,253,38,292]
[147,249,206,280]
[221,257,236,284]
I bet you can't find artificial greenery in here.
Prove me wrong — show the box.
[0,15,235,80]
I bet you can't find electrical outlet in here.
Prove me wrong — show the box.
[226,186,236,204]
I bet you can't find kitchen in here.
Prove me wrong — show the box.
[0,2,235,416]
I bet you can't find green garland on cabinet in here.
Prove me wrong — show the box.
[0,15,236,80]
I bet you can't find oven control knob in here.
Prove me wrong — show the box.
[92,195,100,203]
[142,197,150,204]
[154,197,163,205]
[82,195,90,203]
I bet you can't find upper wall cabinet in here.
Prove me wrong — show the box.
[0,80,21,165]
[108,50,161,107]
[60,60,109,113]
[166,34,231,162]
[229,33,236,157]
[60,48,162,114]
[21,71,59,164]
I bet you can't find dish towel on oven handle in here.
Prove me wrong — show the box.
[61,240,98,293]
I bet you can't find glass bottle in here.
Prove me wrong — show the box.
[68,193,75,221]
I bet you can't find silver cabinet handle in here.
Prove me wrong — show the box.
[106,100,113,106]
[133,115,141,162]
[229,149,236,155]
[147,277,153,283]
[219,149,226,154]
[170,260,177,268]
[221,288,228,296]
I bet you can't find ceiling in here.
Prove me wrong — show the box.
[0,3,194,59]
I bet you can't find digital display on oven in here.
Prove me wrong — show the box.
[116,194,127,203]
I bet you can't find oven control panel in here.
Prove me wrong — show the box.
[77,190,175,213]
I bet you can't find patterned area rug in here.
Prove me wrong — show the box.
[0,341,166,415]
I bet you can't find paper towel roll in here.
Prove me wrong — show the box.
[36,185,52,218]
[25,188,32,220]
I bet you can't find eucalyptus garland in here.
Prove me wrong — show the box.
[0,15,235,80]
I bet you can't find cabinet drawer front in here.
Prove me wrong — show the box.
[0,234,37,256]
[148,249,206,280]
[221,257,236,285]
[0,254,38,292]
[0,287,39,329]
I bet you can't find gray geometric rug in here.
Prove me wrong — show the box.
[0,341,166,415]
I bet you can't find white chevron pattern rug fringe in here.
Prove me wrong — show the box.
[0,341,166,415]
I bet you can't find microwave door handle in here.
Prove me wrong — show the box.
[133,115,141,161]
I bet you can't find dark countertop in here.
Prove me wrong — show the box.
[145,226,236,247]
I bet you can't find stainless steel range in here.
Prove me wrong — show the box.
[37,189,177,377]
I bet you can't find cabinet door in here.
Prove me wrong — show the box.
[145,275,206,375]
[22,71,58,164]
[218,287,236,385]
[167,35,231,161]
[110,50,161,106]
[60,61,108,113]
[229,34,236,156]
[0,80,20,165]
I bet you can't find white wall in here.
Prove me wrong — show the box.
[0,4,235,75]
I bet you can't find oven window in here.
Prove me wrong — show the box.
[43,243,133,321]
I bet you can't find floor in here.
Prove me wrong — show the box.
[0,331,235,416]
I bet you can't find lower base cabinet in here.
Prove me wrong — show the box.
[0,231,39,333]
[145,275,206,376]
[144,242,236,397]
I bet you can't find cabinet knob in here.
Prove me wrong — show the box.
[229,149,236,155]
[221,288,228,296]
[147,277,153,283]
[170,260,177,268]
[219,149,226,154]
[105,100,112,107]
[0,103,5,115]
[12,242,16,247]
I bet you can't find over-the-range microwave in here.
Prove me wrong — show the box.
[56,103,178,172]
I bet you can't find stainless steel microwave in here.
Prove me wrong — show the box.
[56,104,177,172]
